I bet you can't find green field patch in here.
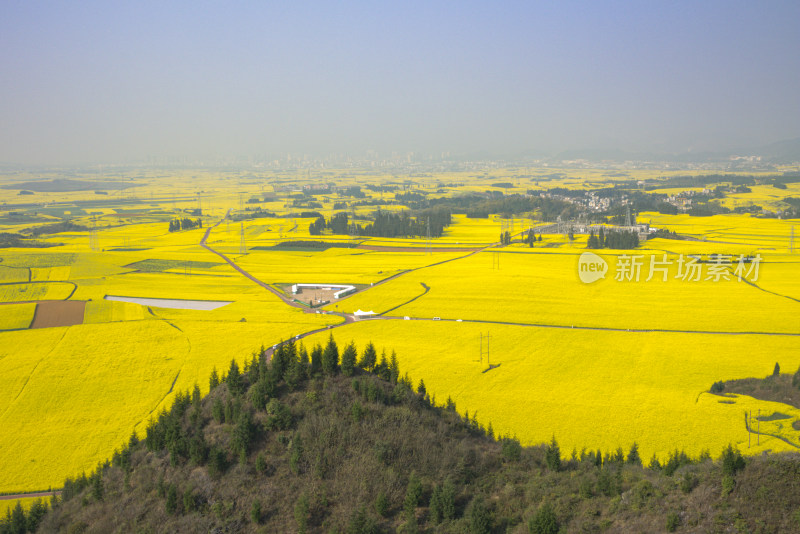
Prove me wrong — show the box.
[107,247,150,252]
[125,259,224,272]
[0,303,36,330]
[0,266,29,283]
[36,206,88,217]
[0,282,75,302]
[253,240,358,251]
[0,253,75,268]
[756,412,792,422]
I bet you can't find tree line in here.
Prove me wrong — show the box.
[587,227,639,249]
[309,207,452,239]
[168,218,202,232]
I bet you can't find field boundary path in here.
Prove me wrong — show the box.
[0,491,60,501]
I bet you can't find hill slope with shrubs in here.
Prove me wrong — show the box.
[7,336,800,533]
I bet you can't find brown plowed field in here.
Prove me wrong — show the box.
[30,300,86,329]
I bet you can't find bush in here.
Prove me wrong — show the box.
[528,502,559,534]
[722,474,736,497]
[165,483,178,515]
[710,381,725,393]
[545,436,561,472]
[375,490,389,517]
[295,494,310,533]
[346,504,378,534]
[721,444,746,477]
[251,499,262,524]
[429,478,456,523]
[666,512,680,532]
[468,496,492,534]
[681,472,699,494]
[404,472,423,515]
[502,437,522,461]
[265,399,293,430]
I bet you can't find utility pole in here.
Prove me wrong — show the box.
[479,332,490,366]
[240,223,246,255]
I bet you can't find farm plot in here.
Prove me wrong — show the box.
[0,303,37,330]
[0,282,75,303]
[375,249,799,334]
[0,298,335,493]
[30,301,87,328]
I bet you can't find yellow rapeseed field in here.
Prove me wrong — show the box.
[303,320,800,464]
[0,303,37,330]
[1,167,798,496]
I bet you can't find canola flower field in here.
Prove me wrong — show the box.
[0,167,798,501]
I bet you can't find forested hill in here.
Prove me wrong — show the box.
[12,337,800,533]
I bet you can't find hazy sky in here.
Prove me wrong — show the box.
[1,1,798,164]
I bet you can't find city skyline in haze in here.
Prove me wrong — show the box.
[1,1,799,165]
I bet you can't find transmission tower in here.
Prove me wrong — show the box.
[350,207,359,240]
[89,217,99,252]
[625,205,632,227]
[197,193,202,216]
[479,332,491,366]
[791,226,795,253]
[240,223,246,255]
[426,217,431,255]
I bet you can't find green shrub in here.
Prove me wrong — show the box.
[528,502,559,534]
[666,512,680,532]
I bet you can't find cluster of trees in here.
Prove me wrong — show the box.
[340,186,366,198]
[27,221,88,237]
[361,207,451,238]
[0,233,58,249]
[0,499,49,534]
[587,228,639,249]
[168,218,202,232]
[525,229,543,246]
[309,208,452,239]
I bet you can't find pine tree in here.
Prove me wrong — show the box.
[341,341,357,376]
[10,501,26,534]
[226,359,243,396]
[773,362,781,377]
[545,435,561,471]
[359,341,377,371]
[627,442,641,466]
[298,344,310,378]
[209,366,219,390]
[322,334,339,375]
[389,350,400,383]
[310,344,323,376]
